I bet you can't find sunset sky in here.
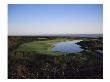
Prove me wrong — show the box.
[8,4,103,35]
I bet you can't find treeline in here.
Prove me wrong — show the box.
[8,51,103,79]
[8,36,103,79]
[77,37,103,55]
[8,36,53,51]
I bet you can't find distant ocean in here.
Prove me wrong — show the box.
[10,34,103,38]
[33,34,103,38]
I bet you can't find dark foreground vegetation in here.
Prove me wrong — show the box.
[8,36,103,79]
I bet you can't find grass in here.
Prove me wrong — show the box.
[15,37,97,55]
[15,38,76,55]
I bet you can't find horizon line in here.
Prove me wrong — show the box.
[8,33,103,36]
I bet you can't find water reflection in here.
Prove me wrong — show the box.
[52,40,83,53]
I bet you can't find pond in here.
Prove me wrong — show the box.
[52,40,83,53]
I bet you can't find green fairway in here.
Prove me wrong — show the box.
[16,38,75,55]
[14,37,99,55]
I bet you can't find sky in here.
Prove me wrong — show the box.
[8,4,103,35]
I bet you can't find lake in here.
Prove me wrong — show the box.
[52,40,83,53]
